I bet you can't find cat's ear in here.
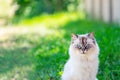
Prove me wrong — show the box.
[88,32,94,38]
[71,33,78,39]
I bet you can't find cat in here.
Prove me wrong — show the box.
[61,32,99,80]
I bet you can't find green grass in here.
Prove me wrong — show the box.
[0,12,120,80]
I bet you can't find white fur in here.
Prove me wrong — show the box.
[61,37,99,80]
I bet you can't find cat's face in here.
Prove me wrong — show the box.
[71,32,96,54]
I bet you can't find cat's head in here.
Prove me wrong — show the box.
[71,32,98,54]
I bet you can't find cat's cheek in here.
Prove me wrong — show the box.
[88,47,96,54]
[77,49,82,54]
[75,49,82,54]
[72,44,78,49]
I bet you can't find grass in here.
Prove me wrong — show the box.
[0,12,120,80]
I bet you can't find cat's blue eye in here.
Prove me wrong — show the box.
[77,44,81,49]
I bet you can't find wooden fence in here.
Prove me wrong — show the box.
[84,0,120,23]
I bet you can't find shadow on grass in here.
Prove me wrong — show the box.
[0,47,33,74]
[29,35,69,80]
[0,33,40,79]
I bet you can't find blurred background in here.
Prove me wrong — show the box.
[0,0,120,80]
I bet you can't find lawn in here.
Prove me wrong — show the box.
[0,12,120,80]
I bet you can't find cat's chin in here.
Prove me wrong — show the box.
[81,51,88,54]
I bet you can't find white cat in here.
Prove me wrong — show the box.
[61,32,99,80]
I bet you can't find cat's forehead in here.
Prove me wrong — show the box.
[77,34,88,37]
